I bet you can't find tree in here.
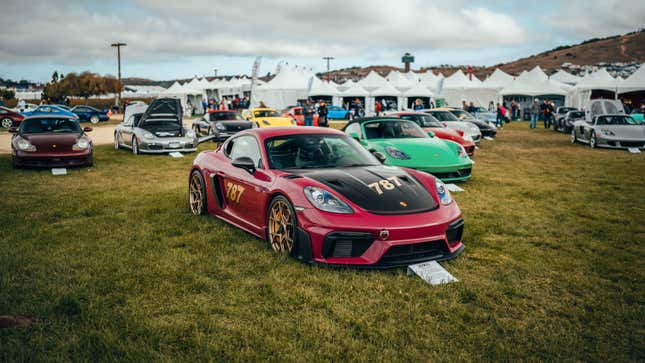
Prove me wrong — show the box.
[42,71,123,103]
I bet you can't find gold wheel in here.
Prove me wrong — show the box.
[268,198,294,253]
[189,172,205,215]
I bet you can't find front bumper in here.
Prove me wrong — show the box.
[13,149,92,168]
[295,202,464,268]
[480,128,497,138]
[139,138,198,153]
[596,136,645,149]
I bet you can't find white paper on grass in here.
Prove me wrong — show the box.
[445,183,464,192]
[484,136,494,141]
[627,147,641,154]
[169,152,184,158]
[51,168,67,175]
[407,261,458,286]
[475,146,479,150]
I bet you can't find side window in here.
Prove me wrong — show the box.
[399,115,419,125]
[345,123,362,138]
[226,135,263,168]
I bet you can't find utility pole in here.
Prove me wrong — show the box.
[213,69,218,77]
[322,56,334,82]
[111,42,126,110]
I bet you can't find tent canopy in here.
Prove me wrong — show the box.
[403,83,434,97]
[618,63,645,93]
[309,78,339,96]
[357,71,389,92]
[386,71,413,91]
[550,70,581,85]
[340,83,370,97]
[482,68,514,89]
[370,82,401,97]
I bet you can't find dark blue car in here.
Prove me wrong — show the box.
[71,105,110,124]
[22,105,78,120]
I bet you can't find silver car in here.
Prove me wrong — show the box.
[421,109,482,144]
[114,98,199,154]
[571,114,645,149]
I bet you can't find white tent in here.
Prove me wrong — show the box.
[618,64,645,93]
[253,66,312,109]
[482,68,514,89]
[358,71,389,92]
[517,66,549,84]
[386,71,414,92]
[339,83,370,97]
[404,71,422,83]
[500,79,568,97]
[550,70,581,85]
[402,83,434,110]
[441,70,497,107]
[309,78,340,106]
[569,69,621,108]
[419,71,442,90]
[336,80,355,92]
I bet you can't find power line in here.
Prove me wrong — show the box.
[322,56,334,82]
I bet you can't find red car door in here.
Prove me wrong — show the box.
[218,135,272,230]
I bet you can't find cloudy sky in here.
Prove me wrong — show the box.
[1,0,643,82]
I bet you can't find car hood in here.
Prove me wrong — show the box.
[256,117,293,126]
[215,120,253,131]
[137,98,182,128]
[369,138,467,167]
[296,165,438,215]
[597,125,645,138]
[21,133,83,151]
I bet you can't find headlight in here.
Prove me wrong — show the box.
[186,129,196,138]
[435,178,452,205]
[291,119,297,125]
[463,135,473,142]
[304,186,353,214]
[143,131,155,139]
[215,123,226,131]
[262,120,270,125]
[16,137,36,152]
[601,129,615,136]
[385,146,411,160]
[72,137,90,151]
[457,144,467,158]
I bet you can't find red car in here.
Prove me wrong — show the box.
[281,106,319,126]
[10,115,93,168]
[390,112,476,156]
[1,106,26,129]
[188,127,464,268]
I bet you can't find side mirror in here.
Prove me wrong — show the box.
[83,127,93,132]
[372,151,386,163]
[348,132,360,141]
[427,130,435,138]
[232,156,256,174]
[8,127,18,133]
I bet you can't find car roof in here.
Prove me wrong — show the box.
[251,107,276,111]
[428,108,454,111]
[239,126,345,141]
[22,114,77,120]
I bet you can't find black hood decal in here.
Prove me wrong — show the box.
[298,166,438,214]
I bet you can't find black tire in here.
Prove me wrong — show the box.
[1,118,13,129]
[11,155,19,169]
[570,129,577,144]
[132,137,139,155]
[590,131,597,149]
[188,169,207,215]
[114,132,120,150]
[193,124,200,136]
[266,195,297,255]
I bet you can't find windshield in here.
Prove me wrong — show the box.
[399,114,443,128]
[254,110,280,118]
[558,107,575,114]
[364,120,428,139]
[20,118,81,134]
[596,116,641,125]
[210,112,244,121]
[569,111,585,119]
[428,111,459,122]
[450,109,476,121]
[265,134,380,169]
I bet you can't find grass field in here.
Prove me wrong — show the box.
[0,123,643,361]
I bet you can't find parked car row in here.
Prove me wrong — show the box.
[1,104,111,129]
[567,100,645,149]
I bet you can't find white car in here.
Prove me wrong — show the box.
[421,109,482,144]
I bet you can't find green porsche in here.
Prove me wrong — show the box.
[343,117,473,182]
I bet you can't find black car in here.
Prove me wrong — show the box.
[553,107,578,131]
[192,110,254,142]
[556,110,586,133]
[71,105,110,124]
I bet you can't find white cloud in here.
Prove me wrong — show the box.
[547,0,645,38]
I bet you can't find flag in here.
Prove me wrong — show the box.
[250,56,262,108]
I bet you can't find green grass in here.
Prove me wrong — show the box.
[0,123,643,361]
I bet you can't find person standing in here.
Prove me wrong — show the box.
[468,102,476,114]
[303,99,315,126]
[544,99,554,128]
[375,100,382,116]
[496,102,504,128]
[462,100,468,111]
[317,101,328,127]
[413,98,424,111]
[530,99,539,129]
[488,101,495,112]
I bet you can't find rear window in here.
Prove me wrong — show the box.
[210,112,244,121]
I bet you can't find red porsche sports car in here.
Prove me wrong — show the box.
[10,115,93,168]
[390,112,476,156]
[188,127,464,268]
[281,106,319,126]
[1,106,25,129]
